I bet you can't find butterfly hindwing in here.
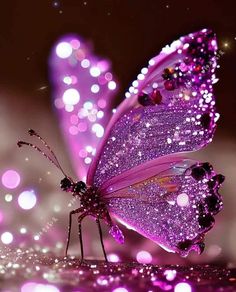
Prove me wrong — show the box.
[104,157,224,256]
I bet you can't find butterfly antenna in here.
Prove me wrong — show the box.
[17,129,68,177]
[27,129,66,173]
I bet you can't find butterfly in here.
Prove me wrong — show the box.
[18,28,224,261]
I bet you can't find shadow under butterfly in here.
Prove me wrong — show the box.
[18,28,225,262]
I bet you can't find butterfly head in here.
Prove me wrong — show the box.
[60,177,87,195]
[60,177,74,192]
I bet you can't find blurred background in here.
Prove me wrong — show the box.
[0,0,236,266]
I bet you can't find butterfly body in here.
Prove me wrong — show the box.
[79,186,105,215]
[60,178,108,218]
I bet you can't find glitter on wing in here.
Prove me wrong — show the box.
[88,28,219,187]
[93,103,217,187]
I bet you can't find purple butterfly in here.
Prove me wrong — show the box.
[18,28,224,261]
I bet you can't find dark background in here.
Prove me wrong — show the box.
[0,1,235,131]
[0,0,236,264]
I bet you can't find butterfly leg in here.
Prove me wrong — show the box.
[96,218,108,262]
[77,212,89,262]
[65,207,82,257]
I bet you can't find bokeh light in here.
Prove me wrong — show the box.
[56,42,72,59]
[63,76,72,85]
[83,101,93,110]
[62,88,80,105]
[108,253,120,263]
[97,110,104,118]
[90,67,101,77]
[20,227,27,234]
[21,282,37,292]
[81,59,90,68]
[136,250,152,264]
[112,288,128,292]
[70,39,80,49]
[92,123,104,138]
[84,157,92,164]
[97,99,107,108]
[97,276,109,286]
[5,193,13,202]
[34,235,40,241]
[1,232,13,244]
[174,282,192,292]
[91,84,100,93]
[164,269,177,281]
[65,104,74,112]
[108,80,116,90]
[21,282,60,292]
[1,169,21,189]
[18,190,37,210]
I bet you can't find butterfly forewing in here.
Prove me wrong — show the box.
[50,35,118,181]
[88,28,219,187]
